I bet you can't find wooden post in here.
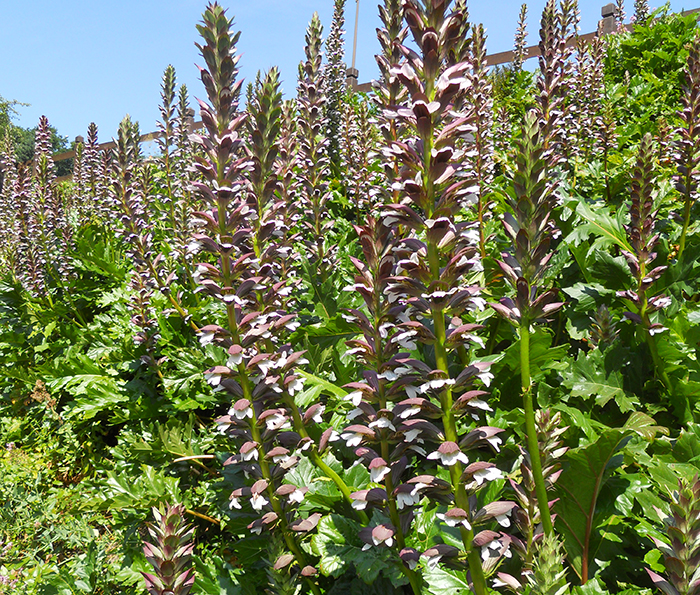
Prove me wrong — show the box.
[347,0,360,90]
[600,3,618,35]
[346,67,359,90]
[351,0,360,70]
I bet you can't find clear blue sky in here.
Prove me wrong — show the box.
[0,1,692,143]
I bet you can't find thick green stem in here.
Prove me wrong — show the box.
[520,323,553,536]
[281,393,367,522]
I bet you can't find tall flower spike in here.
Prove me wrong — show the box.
[171,84,199,270]
[157,65,176,177]
[617,134,670,336]
[0,130,18,270]
[340,216,421,588]
[296,13,333,282]
[13,168,46,295]
[153,65,200,302]
[324,0,347,173]
[617,135,684,419]
[674,33,700,260]
[568,32,606,164]
[509,410,568,571]
[34,115,73,282]
[342,98,379,213]
[71,140,85,216]
[373,0,408,202]
[446,0,471,67]
[245,67,284,270]
[80,122,108,221]
[111,117,162,364]
[275,100,301,277]
[615,0,626,26]
[634,0,650,23]
[646,476,700,595]
[535,0,571,169]
[491,111,564,539]
[375,2,511,593]
[497,533,570,595]
[589,304,619,350]
[174,84,194,172]
[465,23,495,261]
[512,4,528,72]
[141,504,195,595]
[189,7,326,593]
[157,65,178,237]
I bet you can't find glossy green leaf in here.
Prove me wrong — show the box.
[555,427,632,581]
[423,566,471,595]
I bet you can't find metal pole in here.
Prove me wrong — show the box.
[351,0,360,70]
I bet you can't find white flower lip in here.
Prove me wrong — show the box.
[341,431,364,447]
[396,491,420,509]
[250,493,268,511]
[368,417,396,431]
[473,467,503,485]
[427,442,469,466]
[344,390,363,406]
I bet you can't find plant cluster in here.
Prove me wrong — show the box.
[2,1,700,595]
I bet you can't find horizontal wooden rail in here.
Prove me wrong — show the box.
[51,4,700,180]
[53,120,204,164]
[351,6,700,88]
[485,7,700,67]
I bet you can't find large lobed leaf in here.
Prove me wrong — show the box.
[555,413,666,582]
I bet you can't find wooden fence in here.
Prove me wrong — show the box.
[52,3,700,176]
[352,5,700,92]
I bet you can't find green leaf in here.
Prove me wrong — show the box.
[644,548,666,574]
[562,283,616,314]
[297,370,348,408]
[562,350,638,413]
[566,199,633,252]
[423,566,471,595]
[292,314,358,350]
[493,328,569,382]
[311,514,393,583]
[555,426,634,581]
[409,506,440,552]
[343,462,370,491]
[571,577,609,595]
[623,412,669,440]
[193,553,245,594]
[587,250,634,291]
[554,403,611,443]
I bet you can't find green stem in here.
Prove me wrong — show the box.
[520,323,553,536]
[281,392,363,518]
[485,316,501,356]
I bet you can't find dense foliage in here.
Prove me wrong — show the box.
[2,1,700,594]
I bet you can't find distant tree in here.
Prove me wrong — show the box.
[12,124,70,175]
[0,94,25,138]
[0,93,71,186]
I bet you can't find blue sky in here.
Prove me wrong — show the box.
[0,1,692,143]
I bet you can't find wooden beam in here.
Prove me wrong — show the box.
[50,3,700,173]
[52,120,204,163]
